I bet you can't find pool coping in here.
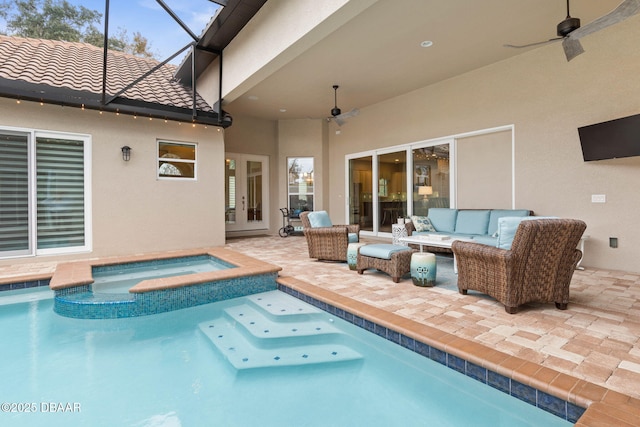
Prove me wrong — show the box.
[275,276,640,427]
[49,248,282,292]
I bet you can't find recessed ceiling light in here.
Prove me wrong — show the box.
[248,95,259,101]
[279,108,287,113]
[421,40,433,48]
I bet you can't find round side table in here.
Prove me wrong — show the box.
[411,252,437,287]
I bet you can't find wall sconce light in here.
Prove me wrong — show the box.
[121,146,131,161]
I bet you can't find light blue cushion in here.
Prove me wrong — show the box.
[348,233,359,243]
[454,210,490,235]
[496,216,557,249]
[488,209,530,236]
[470,235,498,246]
[307,211,332,228]
[410,216,436,232]
[359,244,410,260]
[427,208,458,233]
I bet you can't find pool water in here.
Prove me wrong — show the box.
[0,289,571,427]
[91,256,231,294]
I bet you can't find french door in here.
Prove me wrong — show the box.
[225,153,269,232]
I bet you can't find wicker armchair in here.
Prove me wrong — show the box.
[300,211,360,262]
[451,218,587,314]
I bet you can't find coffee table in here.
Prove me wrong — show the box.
[398,235,472,252]
[399,235,472,273]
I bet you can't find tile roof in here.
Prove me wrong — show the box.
[0,35,228,125]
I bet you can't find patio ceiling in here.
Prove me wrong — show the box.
[211,0,628,122]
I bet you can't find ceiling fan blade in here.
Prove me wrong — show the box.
[569,0,640,40]
[562,37,585,61]
[333,116,346,126]
[336,108,359,120]
[503,38,562,49]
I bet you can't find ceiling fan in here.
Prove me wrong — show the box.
[328,85,359,126]
[504,0,640,61]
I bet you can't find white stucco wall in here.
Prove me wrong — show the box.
[324,17,640,272]
[0,99,227,265]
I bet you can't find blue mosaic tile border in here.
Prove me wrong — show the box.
[278,284,586,424]
[54,272,278,319]
[0,278,50,292]
[91,254,235,274]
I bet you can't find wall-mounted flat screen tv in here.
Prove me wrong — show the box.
[578,113,640,161]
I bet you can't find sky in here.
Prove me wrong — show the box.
[3,0,221,63]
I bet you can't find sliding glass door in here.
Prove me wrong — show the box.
[347,140,451,236]
[348,156,373,231]
[378,151,407,233]
[412,144,450,218]
[0,129,91,259]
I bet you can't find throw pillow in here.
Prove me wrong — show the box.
[410,216,436,233]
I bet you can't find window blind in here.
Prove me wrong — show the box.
[36,137,85,249]
[0,133,30,254]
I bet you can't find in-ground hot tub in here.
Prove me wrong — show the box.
[50,248,281,319]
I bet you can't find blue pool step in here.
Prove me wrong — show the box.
[198,292,363,370]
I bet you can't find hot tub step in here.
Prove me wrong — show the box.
[198,319,362,370]
[246,292,323,318]
[223,304,341,340]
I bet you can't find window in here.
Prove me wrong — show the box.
[287,157,314,215]
[158,141,196,179]
[0,129,91,258]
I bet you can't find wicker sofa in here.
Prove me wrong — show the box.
[452,218,587,314]
[300,211,360,262]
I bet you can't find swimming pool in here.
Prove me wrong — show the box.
[0,288,572,427]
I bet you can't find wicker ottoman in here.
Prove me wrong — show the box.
[356,244,415,283]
